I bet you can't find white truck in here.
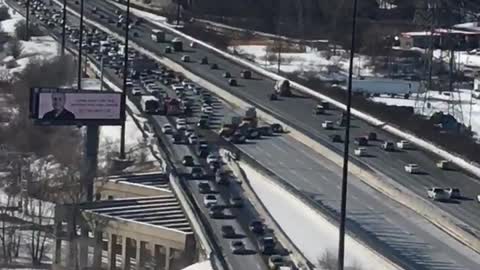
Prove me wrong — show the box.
[151,29,165,42]
[427,187,450,201]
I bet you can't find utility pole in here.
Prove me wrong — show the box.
[61,0,67,56]
[77,0,85,90]
[119,0,131,159]
[100,57,104,91]
[277,39,281,74]
[176,0,181,26]
[25,0,30,40]
[338,0,358,269]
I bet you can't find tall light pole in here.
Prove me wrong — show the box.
[61,0,67,56]
[25,0,30,40]
[77,0,85,90]
[119,0,131,159]
[338,0,358,269]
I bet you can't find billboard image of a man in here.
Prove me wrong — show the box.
[42,92,76,120]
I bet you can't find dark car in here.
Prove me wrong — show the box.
[209,207,223,219]
[228,79,238,86]
[223,72,232,78]
[329,134,342,143]
[229,133,246,144]
[354,137,368,146]
[198,182,212,194]
[241,70,252,79]
[182,155,194,166]
[164,46,172,53]
[249,220,264,234]
[247,128,261,139]
[215,170,229,185]
[200,56,208,65]
[210,63,218,69]
[229,196,243,208]
[191,167,205,179]
[221,225,236,238]
[367,132,377,141]
[271,123,284,133]
[259,236,276,254]
[258,126,274,136]
[197,119,209,129]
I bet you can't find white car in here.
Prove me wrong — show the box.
[477,195,480,203]
[162,124,173,134]
[176,123,187,130]
[397,140,414,150]
[404,163,420,174]
[436,160,453,170]
[473,89,480,99]
[176,118,187,125]
[354,147,367,157]
[188,135,198,145]
[182,80,193,86]
[203,194,217,208]
[206,154,220,165]
[172,84,185,92]
[131,87,142,96]
[322,120,333,130]
[427,187,450,201]
[445,187,461,199]
[202,106,213,114]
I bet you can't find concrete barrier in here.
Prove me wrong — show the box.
[220,148,314,270]
[47,0,480,255]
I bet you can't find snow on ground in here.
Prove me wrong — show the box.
[110,1,167,24]
[182,260,213,270]
[228,45,375,81]
[0,4,23,35]
[242,163,399,270]
[372,88,480,136]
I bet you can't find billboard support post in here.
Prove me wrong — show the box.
[61,0,67,56]
[83,125,98,202]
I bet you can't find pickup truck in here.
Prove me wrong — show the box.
[428,187,450,201]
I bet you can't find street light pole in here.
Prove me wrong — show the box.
[77,0,85,90]
[337,0,359,269]
[25,0,30,40]
[61,0,67,56]
[119,0,131,159]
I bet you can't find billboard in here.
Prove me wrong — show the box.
[30,88,125,125]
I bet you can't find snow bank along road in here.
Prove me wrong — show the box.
[16,0,480,262]
[60,0,480,250]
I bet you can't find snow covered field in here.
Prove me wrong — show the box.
[372,89,480,136]
[228,45,375,81]
[241,164,399,270]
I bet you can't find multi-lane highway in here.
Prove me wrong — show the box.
[61,0,480,236]
[11,0,480,268]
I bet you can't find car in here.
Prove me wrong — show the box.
[436,160,454,170]
[229,196,243,208]
[202,106,213,114]
[182,155,194,166]
[247,128,261,139]
[191,167,205,179]
[314,104,325,114]
[367,132,377,141]
[271,123,284,133]
[190,41,196,48]
[200,56,208,65]
[320,101,330,110]
[382,141,395,151]
[164,46,172,53]
[181,55,190,62]
[198,182,212,193]
[270,93,278,100]
[221,225,236,238]
[188,135,198,145]
[230,240,245,254]
[404,163,420,174]
[258,126,274,136]
[228,79,238,86]
[229,133,246,144]
[445,187,461,199]
[249,220,264,234]
[354,137,368,146]
[206,154,220,165]
[176,123,187,130]
[329,134,342,143]
[240,70,252,79]
[131,87,142,96]
[210,63,218,69]
[354,147,367,157]
[209,206,224,219]
[203,194,217,207]
[223,72,231,78]
[193,87,203,95]
[259,236,276,254]
[268,255,287,269]
[197,119,209,129]
[427,187,450,201]
[172,132,184,144]
[322,120,334,130]
[159,124,172,135]
[397,140,414,150]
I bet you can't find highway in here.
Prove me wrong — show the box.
[62,0,480,236]
[11,0,480,269]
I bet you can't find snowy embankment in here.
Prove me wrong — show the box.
[240,162,400,270]
[182,260,213,270]
[228,45,375,82]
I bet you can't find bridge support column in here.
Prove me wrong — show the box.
[107,233,118,270]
